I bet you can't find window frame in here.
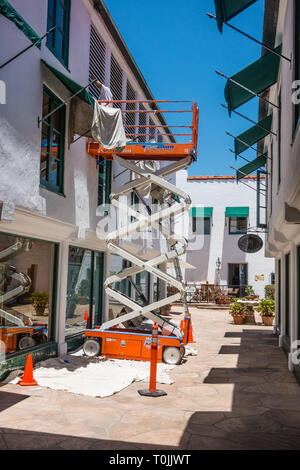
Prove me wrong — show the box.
[228,216,248,235]
[46,0,71,68]
[97,157,112,211]
[40,86,66,195]
[192,216,211,235]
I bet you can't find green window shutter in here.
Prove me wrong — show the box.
[225,207,249,217]
[224,46,282,115]
[0,0,41,47]
[235,115,273,156]
[189,207,213,218]
[214,0,258,33]
[236,154,267,181]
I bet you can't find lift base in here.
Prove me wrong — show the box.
[83,327,184,364]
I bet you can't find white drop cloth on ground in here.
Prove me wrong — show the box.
[9,350,175,398]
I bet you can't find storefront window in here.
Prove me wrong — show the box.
[65,247,104,337]
[0,233,57,356]
[135,272,150,306]
[108,254,132,319]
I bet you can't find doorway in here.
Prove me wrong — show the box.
[228,263,248,297]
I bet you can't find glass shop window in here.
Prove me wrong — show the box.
[0,233,57,356]
[65,247,104,337]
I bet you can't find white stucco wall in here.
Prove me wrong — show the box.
[175,171,275,299]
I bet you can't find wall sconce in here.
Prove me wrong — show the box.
[216,257,221,273]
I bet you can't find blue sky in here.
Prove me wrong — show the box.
[104,0,264,176]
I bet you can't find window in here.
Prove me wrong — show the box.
[0,232,58,355]
[192,217,211,235]
[110,254,131,299]
[229,217,247,234]
[126,80,136,140]
[65,247,104,337]
[278,90,281,187]
[46,0,71,67]
[295,0,300,129]
[40,87,65,194]
[110,54,123,109]
[97,157,112,208]
[135,272,150,305]
[89,25,106,99]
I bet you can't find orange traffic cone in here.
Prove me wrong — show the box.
[188,319,196,343]
[18,354,38,386]
[84,309,89,329]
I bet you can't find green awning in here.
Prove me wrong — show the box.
[214,0,258,33]
[224,46,281,115]
[235,114,273,155]
[225,207,249,217]
[236,154,267,181]
[41,60,94,107]
[190,207,213,218]
[0,0,41,47]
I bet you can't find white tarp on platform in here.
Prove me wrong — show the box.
[9,350,176,398]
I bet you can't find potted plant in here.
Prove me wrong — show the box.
[30,292,49,316]
[216,294,231,305]
[245,285,259,300]
[77,279,90,305]
[256,299,275,326]
[229,302,247,325]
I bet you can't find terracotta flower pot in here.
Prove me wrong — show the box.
[262,315,274,326]
[232,315,244,325]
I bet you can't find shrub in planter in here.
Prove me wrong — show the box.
[78,280,90,304]
[229,302,247,325]
[265,284,275,300]
[30,292,49,315]
[256,299,275,326]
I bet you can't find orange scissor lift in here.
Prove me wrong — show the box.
[83,100,199,365]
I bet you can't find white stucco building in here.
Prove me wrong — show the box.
[0,0,172,377]
[175,172,275,299]
[254,0,300,379]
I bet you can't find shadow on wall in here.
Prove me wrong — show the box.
[220,219,246,287]
[185,236,211,283]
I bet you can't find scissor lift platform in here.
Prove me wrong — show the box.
[87,100,199,161]
[83,99,198,364]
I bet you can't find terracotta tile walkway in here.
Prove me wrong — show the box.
[1,306,300,450]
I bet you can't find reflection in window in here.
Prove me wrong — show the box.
[0,233,56,355]
[46,0,71,66]
[229,217,248,234]
[40,87,65,193]
[65,247,104,337]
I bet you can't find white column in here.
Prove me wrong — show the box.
[56,241,69,357]
[289,243,297,371]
